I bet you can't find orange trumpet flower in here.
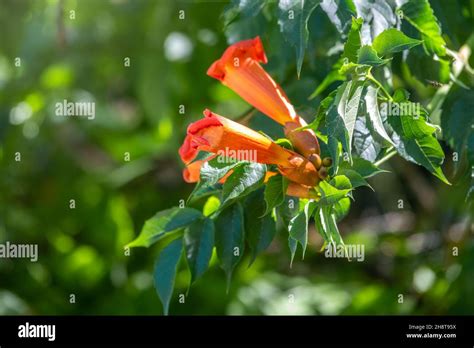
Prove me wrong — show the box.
[179,109,319,187]
[207,36,320,160]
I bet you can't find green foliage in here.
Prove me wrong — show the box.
[222,162,266,207]
[127,208,202,248]
[153,238,183,316]
[264,175,289,215]
[278,0,321,76]
[244,190,277,265]
[399,0,446,56]
[184,218,215,285]
[3,0,472,317]
[214,203,245,288]
[372,29,421,56]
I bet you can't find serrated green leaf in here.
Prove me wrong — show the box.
[326,79,364,165]
[288,200,316,258]
[365,85,395,146]
[222,162,266,206]
[153,237,183,315]
[184,219,214,285]
[357,45,390,66]
[245,190,277,265]
[329,174,352,190]
[278,0,321,77]
[288,235,298,267]
[127,207,202,248]
[264,175,289,216]
[215,203,245,289]
[372,28,421,56]
[353,114,382,162]
[400,0,446,56]
[390,115,450,184]
[342,17,363,63]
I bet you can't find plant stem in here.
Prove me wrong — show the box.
[374,147,397,167]
[367,72,393,101]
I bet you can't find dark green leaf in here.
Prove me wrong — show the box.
[264,175,289,215]
[153,237,183,315]
[278,0,321,77]
[372,28,421,56]
[357,45,390,66]
[340,157,387,178]
[245,190,277,265]
[222,162,266,206]
[288,200,316,258]
[184,218,214,284]
[390,115,450,184]
[127,207,202,248]
[215,203,245,288]
[400,0,446,56]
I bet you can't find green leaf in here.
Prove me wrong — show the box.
[288,235,298,267]
[338,168,371,189]
[264,175,289,215]
[342,17,363,63]
[127,207,202,248]
[278,0,321,77]
[353,0,397,43]
[288,200,316,258]
[320,0,356,34]
[315,207,345,246]
[188,157,239,202]
[372,28,421,56]
[400,0,446,56]
[357,45,390,66]
[153,237,183,315]
[245,190,277,265]
[184,219,214,284]
[317,180,351,206]
[330,174,352,190]
[223,0,267,27]
[365,85,395,146]
[325,207,344,245]
[341,155,387,179]
[200,157,240,186]
[214,203,245,289]
[353,114,382,162]
[222,163,266,206]
[333,197,351,222]
[326,80,364,166]
[389,115,450,184]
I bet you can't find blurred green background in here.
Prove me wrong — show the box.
[0,0,473,315]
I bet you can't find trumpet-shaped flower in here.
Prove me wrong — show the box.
[207,36,320,159]
[179,109,319,186]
